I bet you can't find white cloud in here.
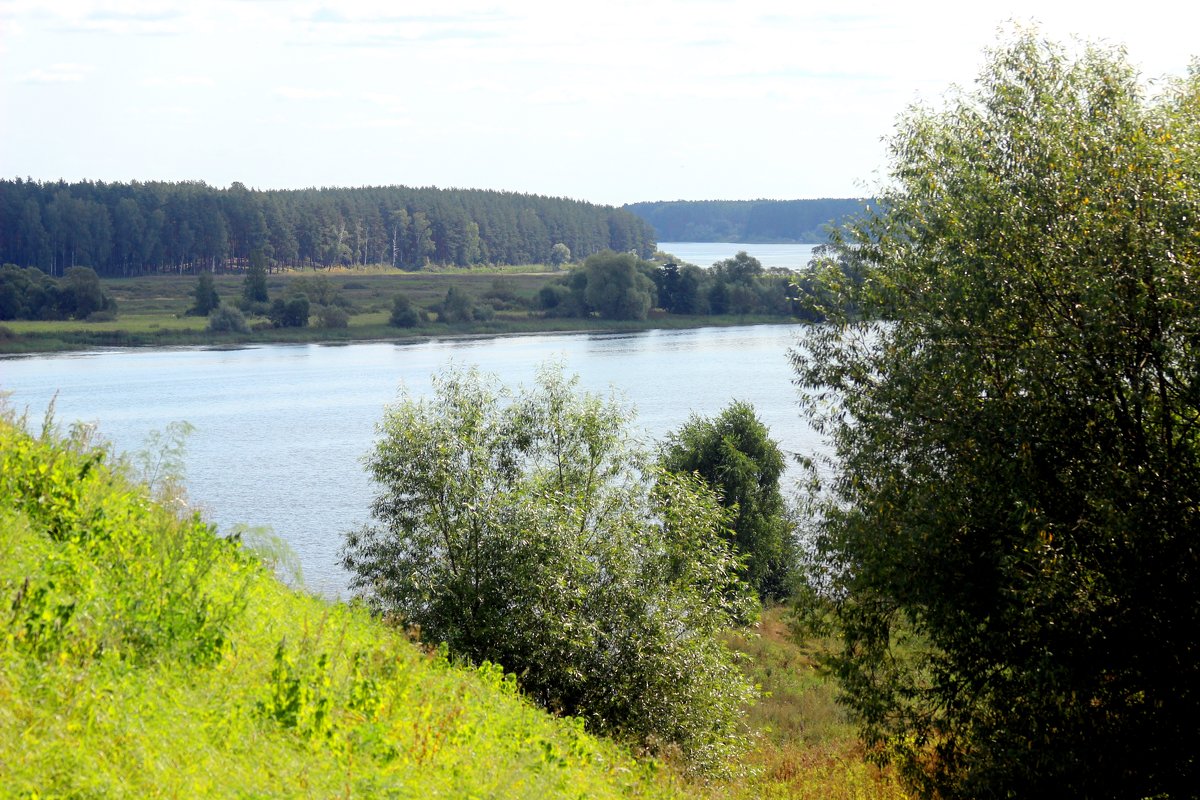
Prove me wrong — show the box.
[141,74,216,88]
[16,62,94,83]
[276,86,339,101]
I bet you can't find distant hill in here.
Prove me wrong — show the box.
[624,198,867,244]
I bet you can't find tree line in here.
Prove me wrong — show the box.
[0,180,656,276]
[536,249,839,321]
[624,198,866,243]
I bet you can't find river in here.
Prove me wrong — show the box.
[1,324,823,598]
[658,242,820,269]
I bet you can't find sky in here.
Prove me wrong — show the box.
[1,1,1198,207]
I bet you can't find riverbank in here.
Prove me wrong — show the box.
[1,411,906,799]
[0,267,806,356]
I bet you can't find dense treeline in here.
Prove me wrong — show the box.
[0,179,656,276]
[538,249,832,322]
[0,264,116,321]
[624,198,866,243]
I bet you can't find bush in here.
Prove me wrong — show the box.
[268,295,310,328]
[208,306,248,333]
[437,286,474,323]
[388,293,421,328]
[342,363,757,771]
[238,299,271,317]
[316,305,349,329]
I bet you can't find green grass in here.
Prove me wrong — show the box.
[0,268,802,355]
[0,413,685,799]
[706,609,911,800]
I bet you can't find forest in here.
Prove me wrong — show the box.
[624,198,866,243]
[0,180,657,276]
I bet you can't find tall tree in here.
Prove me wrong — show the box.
[582,250,656,320]
[793,32,1200,799]
[660,402,794,600]
[242,248,269,304]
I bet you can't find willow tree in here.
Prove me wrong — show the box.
[794,32,1200,798]
[342,364,756,771]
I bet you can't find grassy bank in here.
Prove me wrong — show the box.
[0,412,685,798]
[0,404,909,799]
[0,267,802,355]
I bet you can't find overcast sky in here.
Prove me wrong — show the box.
[2,1,1197,206]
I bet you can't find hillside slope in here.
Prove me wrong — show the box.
[0,413,680,799]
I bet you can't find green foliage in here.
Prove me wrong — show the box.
[0,411,688,799]
[242,248,270,304]
[793,31,1200,799]
[289,273,348,308]
[0,181,657,274]
[0,263,59,320]
[61,266,116,319]
[268,294,310,328]
[0,417,247,666]
[550,242,572,266]
[660,401,796,601]
[583,250,657,320]
[342,363,757,771]
[315,304,349,328]
[0,263,117,321]
[388,292,423,327]
[189,270,221,316]
[438,285,475,322]
[208,305,248,333]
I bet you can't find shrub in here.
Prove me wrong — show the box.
[342,363,757,771]
[316,305,349,329]
[208,306,248,333]
[388,293,421,328]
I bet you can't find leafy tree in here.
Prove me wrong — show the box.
[0,264,58,320]
[189,271,220,316]
[341,364,756,771]
[438,286,474,323]
[316,305,349,328]
[388,293,422,328]
[712,251,763,284]
[660,401,794,600]
[59,266,113,320]
[243,248,269,304]
[268,294,309,328]
[549,242,572,267]
[583,250,656,320]
[289,273,346,308]
[793,32,1200,799]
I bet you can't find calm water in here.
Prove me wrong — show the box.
[1,324,821,597]
[658,242,819,269]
